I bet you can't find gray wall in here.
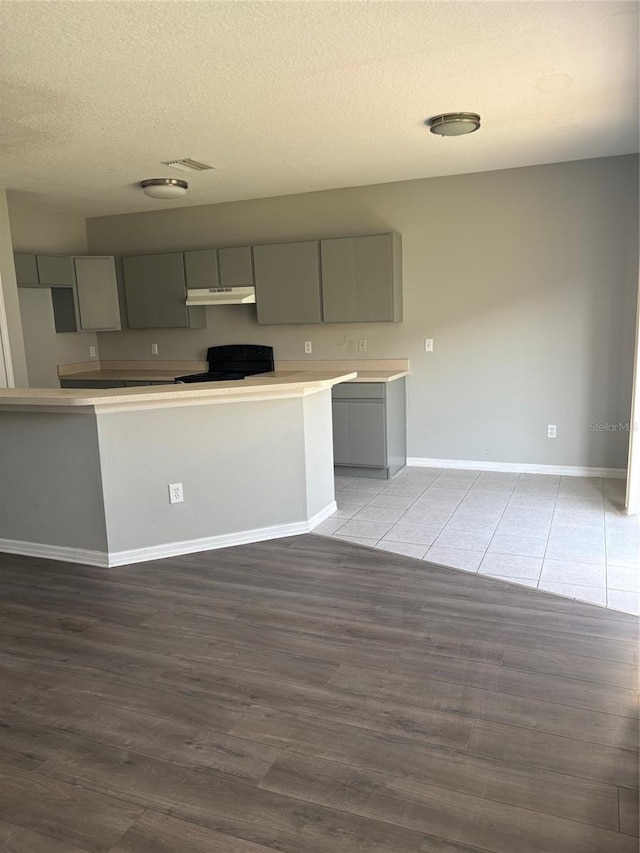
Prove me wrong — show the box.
[87,155,640,469]
[96,398,311,554]
[8,200,99,388]
[303,389,336,518]
[0,411,108,551]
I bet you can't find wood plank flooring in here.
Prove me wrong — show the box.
[0,534,637,852]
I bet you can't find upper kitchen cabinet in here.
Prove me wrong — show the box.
[184,246,254,290]
[254,240,322,325]
[14,253,75,288]
[122,252,206,329]
[73,256,122,331]
[321,232,402,323]
[218,246,253,287]
[14,253,39,286]
[37,255,76,287]
[184,249,219,289]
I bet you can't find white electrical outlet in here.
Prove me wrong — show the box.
[424,338,434,352]
[304,341,312,354]
[89,346,97,358]
[151,343,159,355]
[548,425,557,438]
[169,483,183,504]
[358,339,367,353]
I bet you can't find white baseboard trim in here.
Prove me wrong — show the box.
[0,501,338,569]
[308,501,339,529]
[0,538,110,568]
[407,458,627,479]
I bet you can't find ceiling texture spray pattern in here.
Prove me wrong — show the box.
[0,1,637,216]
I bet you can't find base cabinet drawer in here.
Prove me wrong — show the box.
[331,380,406,480]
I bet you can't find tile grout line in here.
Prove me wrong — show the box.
[475,475,521,577]
[601,478,610,608]
[537,475,563,593]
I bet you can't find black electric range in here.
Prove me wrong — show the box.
[175,344,274,383]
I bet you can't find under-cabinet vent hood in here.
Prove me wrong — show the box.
[185,286,256,306]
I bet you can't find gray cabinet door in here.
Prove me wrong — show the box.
[184,249,219,289]
[74,256,121,331]
[219,246,253,286]
[51,288,78,333]
[122,252,203,329]
[321,238,357,322]
[14,253,39,286]
[332,400,350,464]
[321,233,402,323]
[122,254,160,328]
[348,401,386,466]
[155,253,190,328]
[355,234,397,322]
[332,380,406,478]
[36,255,75,287]
[254,241,322,325]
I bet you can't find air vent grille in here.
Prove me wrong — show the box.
[162,158,214,173]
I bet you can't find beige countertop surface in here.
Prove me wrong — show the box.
[0,371,358,410]
[57,358,409,384]
[57,360,206,382]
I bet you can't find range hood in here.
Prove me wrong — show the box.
[185,286,256,306]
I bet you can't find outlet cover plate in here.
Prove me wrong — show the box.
[169,483,183,504]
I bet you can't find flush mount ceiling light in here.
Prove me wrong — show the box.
[428,112,481,136]
[140,178,188,199]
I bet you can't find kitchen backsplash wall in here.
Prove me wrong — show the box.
[85,155,637,469]
[8,199,99,388]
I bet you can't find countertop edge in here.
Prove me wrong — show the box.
[0,372,359,411]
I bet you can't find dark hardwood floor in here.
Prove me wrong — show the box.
[0,534,637,852]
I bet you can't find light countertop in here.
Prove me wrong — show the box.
[0,371,358,411]
[56,358,409,384]
[58,360,206,382]
[274,359,409,383]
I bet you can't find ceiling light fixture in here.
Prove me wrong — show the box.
[140,178,188,199]
[428,112,481,137]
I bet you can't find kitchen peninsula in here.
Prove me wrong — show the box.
[0,370,356,567]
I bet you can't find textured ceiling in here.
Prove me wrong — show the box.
[0,1,638,217]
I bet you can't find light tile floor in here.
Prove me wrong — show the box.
[315,468,640,615]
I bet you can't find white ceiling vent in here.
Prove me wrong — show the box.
[161,158,215,173]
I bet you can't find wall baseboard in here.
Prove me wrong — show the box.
[0,501,338,569]
[407,458,627,479]
[0,538,110,568]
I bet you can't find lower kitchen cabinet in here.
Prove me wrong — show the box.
[60,379,126,389]
[331,379,406,479]
[59,379,174,389]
